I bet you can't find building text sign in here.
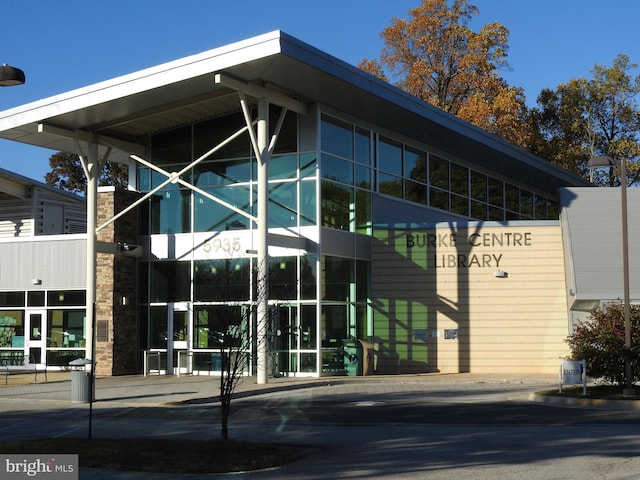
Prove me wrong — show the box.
[406,231,532,269]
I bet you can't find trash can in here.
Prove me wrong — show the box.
[342,339,363,376]
[69,358,93,403]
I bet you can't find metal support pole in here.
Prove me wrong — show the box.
[256,97,269,385]
[85,142,99,376]
[620,160,634,396]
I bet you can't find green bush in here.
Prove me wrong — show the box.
[566,303,640,385]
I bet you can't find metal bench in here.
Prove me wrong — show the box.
[2,354,47,385]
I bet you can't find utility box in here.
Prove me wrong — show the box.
[70,358,93,403]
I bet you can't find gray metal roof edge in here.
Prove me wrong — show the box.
[0,166,86,203]
[277,32,589,187]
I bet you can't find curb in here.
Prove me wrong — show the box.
[529,392,640,410]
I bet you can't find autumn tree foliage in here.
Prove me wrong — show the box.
[528,54,640,184]
[567,303,640,386]
[45,151,128,195]
[359,0,531,148]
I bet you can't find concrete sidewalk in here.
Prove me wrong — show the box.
[0,371,559,407]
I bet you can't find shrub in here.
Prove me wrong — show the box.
[566,303,640,386]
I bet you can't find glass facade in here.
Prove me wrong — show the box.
[0,290,86,369]
[130,107,561,378]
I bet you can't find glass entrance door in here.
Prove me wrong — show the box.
[170,303,190,375]
[273,305,298,376]
[148,304,191,375]
[25,310,45,365]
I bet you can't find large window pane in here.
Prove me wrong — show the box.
[269,181,297,228]
[300,255,317,300]
[47,310,84,348]
[0,311,24,348]
[194,114,249,161]
[322,256,352,301]
[379,173,402,199]
[321,154,353,184]
[269,154,298,180]
[355,164,371,189]
[404,146,426,182]
[378,137,402,175]
[321,181,352,231]
[194,158,251,185]
[505,183,519,215]
[354,127,371,165]
[321,116,353,160]
[150,261,190,303]
[470,171,487,201]
[194,185,250,232]
[300,179,316,226]
[488,178,504,207]
[520,189,534,218]
[429,188,449,211]
[355,189,371,235]
[450,163,468,197]
[194,259,250,302]
[405,180,426,205]
[150,188,191,234]
[269,257,297,300]
[300,153,317,178]
[321,304,348,347]
[429,155,449,189]
[301,305,317,349]
[151,125,192,166]
[271,106,298,155]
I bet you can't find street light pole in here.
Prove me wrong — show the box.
[588,155,635,395]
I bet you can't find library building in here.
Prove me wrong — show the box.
[0,31,637,379]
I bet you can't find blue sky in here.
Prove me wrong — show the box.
[2,0,639,181]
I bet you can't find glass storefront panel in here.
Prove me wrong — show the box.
[300,179,316,226]
[269,257,297,300]
[379,173,402,199]
[150,261,191,303]
[194,114,249,161]
[404,146,426,182]
[269,154,298,180]
[47,290,86,307]
[149,306,168,349]
[405,179,426,205]
[27,291,45,307]
[300,255,317,300]
[300,304,317,349]
[47,310,85,348]
[378,136,402,176]
[321,115,353,160]
[150,188,191,234]
[269,181,297,228]
[194,259,250,302]
[300,153,317,178]
[355,189,371,235]
[429,155,449,189]
[0,311,24,348]
[354,127,371,165]
[321,181,352,231]
[322,256,352,302]
[151,125,191,165]
[321,153,353,185]
[194,185,251,232]
[194,158,251,185]
[0,292,24,307]
[450,163,469,197]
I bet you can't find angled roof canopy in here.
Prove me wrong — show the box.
[0,30,588,194]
